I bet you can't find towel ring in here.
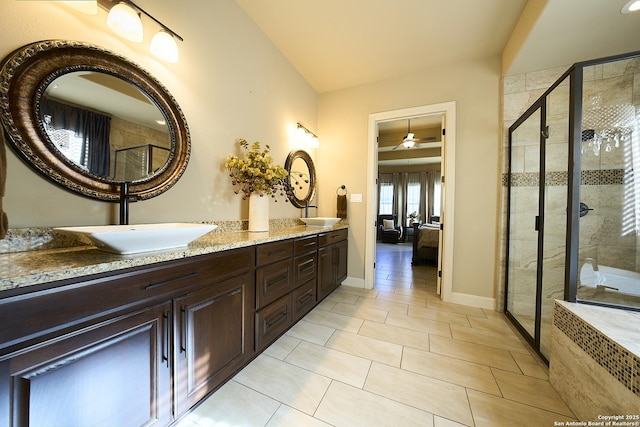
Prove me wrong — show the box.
[336,185,347,195]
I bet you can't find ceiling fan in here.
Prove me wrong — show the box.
[386,119,438,150]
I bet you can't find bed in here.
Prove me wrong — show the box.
[412,223,439,265]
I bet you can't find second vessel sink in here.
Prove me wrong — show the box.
[54,223,217,255]
[300,217,341,227]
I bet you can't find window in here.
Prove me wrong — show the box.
[379,183,393,214]
[44,115,88,169]
[406,181,421,225]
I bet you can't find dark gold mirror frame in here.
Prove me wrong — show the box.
[0,40,190,201]
[284,149,316,208]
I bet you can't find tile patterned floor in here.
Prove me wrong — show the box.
[175,242,577,427]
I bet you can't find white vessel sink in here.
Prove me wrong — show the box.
[54,223,217,255]
[300,217,341,227]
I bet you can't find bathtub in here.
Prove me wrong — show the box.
[579,262,640,297]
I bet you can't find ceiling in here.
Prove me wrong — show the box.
[377,115,442,168]
[234,0,640,168]
[234,0,640,94]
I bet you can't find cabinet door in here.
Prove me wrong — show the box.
[317,246,335,301]
[174,273,253,415]
[336,239,348,285]
[0,303,172,427]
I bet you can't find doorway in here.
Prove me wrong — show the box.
[365,102,456,301]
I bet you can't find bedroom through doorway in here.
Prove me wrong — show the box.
[375,114,442,293]
[366,102,456,300]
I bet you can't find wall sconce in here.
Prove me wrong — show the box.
[296,123,319,148]
[64,0,183,63]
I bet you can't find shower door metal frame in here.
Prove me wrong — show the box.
[505,66,573,362]
[504,98,547,358]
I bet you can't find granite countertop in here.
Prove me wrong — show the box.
[0,222,348,293]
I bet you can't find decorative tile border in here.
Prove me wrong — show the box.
[553,303,639,397]
[503,168,625,187]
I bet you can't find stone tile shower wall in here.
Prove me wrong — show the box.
[500,57,640,312]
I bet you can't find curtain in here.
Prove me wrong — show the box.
[378,171,435,226]
[41,97,111,177]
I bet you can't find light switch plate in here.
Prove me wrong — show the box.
[351,194,363,203]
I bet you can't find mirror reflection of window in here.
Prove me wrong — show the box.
[41,97,111,177]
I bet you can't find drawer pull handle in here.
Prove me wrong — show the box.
[298,262,315,275]
[162,310,170,368]
[298,292,313,305]
[145,272,201,290]
[266,274,289,289]
[266,310,288,328]
[180,307,187,355]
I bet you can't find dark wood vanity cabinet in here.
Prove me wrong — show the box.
[292,235,318,320]
[318,229,348,300]
[255,235,320,350]
[0,302,173,427]
[173,272,254,415]
[255,240,294,350]
[0,246,255,427]
[0,229,346,426]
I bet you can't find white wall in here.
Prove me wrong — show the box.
[1,0,317,227]
[317,56,502,302]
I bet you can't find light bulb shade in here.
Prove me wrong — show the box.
[621,0,640,13]
[63,0,98,15]
[107,2,143,43]
[150,30,179,63]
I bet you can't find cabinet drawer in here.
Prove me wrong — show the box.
[256,259,293,309]
[294,252,316,287]
[319,229,348,247]
[255,294,292,350]
[294,235,317,254]
[292,279,316,321]
[256,240,294,266]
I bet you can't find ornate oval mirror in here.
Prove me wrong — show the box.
[0,40,190,201]
[284,150,316,208]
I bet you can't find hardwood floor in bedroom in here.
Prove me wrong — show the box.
[175,241,576,427]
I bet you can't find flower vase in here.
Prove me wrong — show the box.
[248,193,269,232]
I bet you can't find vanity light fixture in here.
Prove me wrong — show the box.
[63,0,184,63]
[621,0,640,13]
[106,1,143,42]
[296,122,319,148]
[150,29,179,63]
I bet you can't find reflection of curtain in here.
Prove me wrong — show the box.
[41,97,111,177]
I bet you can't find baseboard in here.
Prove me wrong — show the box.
[448,292,495,310]
[341,276,365,289]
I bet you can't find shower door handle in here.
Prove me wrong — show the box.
[535,215,540,231]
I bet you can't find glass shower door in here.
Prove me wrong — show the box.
[539,78,569,358]
[507,108,542,340]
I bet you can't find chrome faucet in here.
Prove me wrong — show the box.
[304,200,317,218]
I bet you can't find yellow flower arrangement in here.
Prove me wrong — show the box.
[225,139,290,200]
